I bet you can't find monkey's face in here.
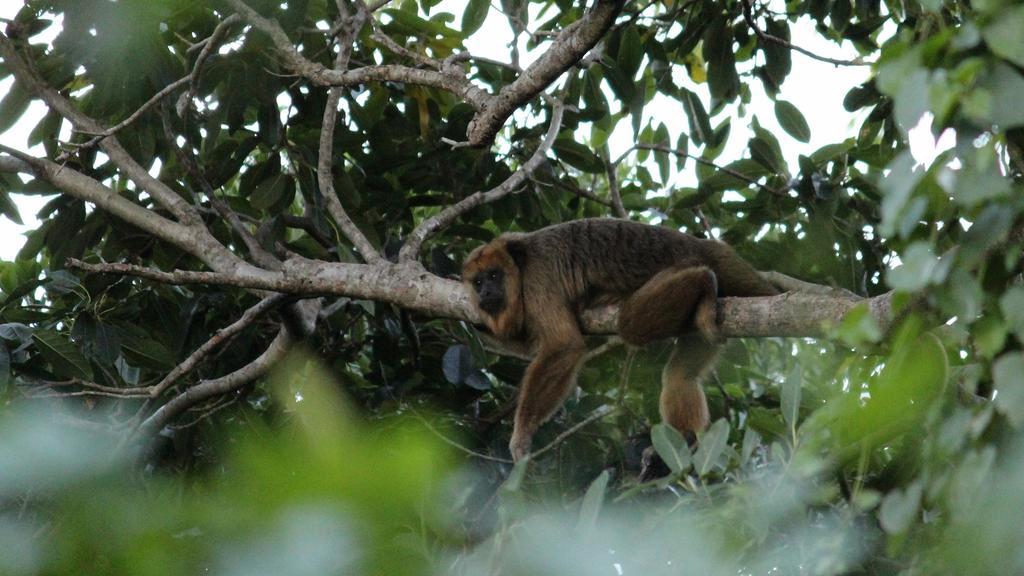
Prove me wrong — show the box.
[470,267,506,315]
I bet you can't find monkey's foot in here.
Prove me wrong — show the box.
[509,433,532,463]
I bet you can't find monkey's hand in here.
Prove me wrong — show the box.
[509,430,533,462]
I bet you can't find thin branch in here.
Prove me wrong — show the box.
[0,33,197,225]
[159,111,280,270]
[413,412,513,464]
[371,28,442,70]
[138,328,296,436]
[30,378,149,396]
[317,2,384,264]
[397,101,565,262]
[67,259,276,290]
[149,293,289,398]
[602,145,628,218]
[528,405,617,459]
[759,270,860,299]
[281,214,335,250]
[633,143,787,196]
[741,0,872,67]
[225,0,490,108]
[59,76,191,160]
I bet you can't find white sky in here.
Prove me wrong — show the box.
[0,1,948,261]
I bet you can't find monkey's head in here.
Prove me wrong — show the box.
[463,237,526,340]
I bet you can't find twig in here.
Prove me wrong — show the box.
[32,377,149,396]
[529,404,617,459]
[149,293,289,398]
[170,396,239,429]
[632,143,787,196]
[0,33,198,224]
[740,0,872,67]
[66,258,276,290]
[397,100,565,261]
[413,412,514,464]
[60,15,242,162]
[758,270,860,299]
[317,1,384,264]
[602,144,628,218]
[160,111,280,270]
[225,0,490,109]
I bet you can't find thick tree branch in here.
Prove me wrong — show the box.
[397,101,565,261]
[1,145,265,278]
[465,0,626,146]
[0,33,199,225]
[66,258,898,338]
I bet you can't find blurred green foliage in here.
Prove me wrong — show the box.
[0,0,1023,573]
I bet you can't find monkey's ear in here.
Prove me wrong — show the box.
[504,239,528,269]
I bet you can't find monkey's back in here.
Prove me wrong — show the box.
[514,219,773,306]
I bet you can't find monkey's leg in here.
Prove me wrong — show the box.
[617,266,719,345]
[660,335,720,438]
[510,337,587,462]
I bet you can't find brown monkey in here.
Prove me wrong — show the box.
[463,218,778,462]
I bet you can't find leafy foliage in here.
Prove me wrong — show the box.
[0,0,1022,573]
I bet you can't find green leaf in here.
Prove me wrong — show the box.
[442,344,473,384]
[0,346,10,393]
[618,25,643,79]
[0,81,31,135]
[250,174,287,211]
[650,423,690,475]
[993,353,1024,428]
[762,19,792,87]
[879,481,923,534]
[774,100,811,142]
[700,158,771,191]
[886,242,940,292]
[749,137,785,174]
[694,418,729,476]
[118,332,175,371]
[383,9,462,38]
[654,123,671,184]
[680,89,711,146]
[32,329,94,380]
[461,0,489,34]
[781,365,802,433]
[0,189,23,225]
[553,139,603,173]
[740,427,760,467]
[982,6,1024,68]
[703,18,739,100]
[576,470,609,533]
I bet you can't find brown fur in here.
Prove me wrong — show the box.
[462,218,778,461]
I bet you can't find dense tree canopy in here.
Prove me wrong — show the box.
[0,0,1022,573]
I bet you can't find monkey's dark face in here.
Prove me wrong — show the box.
[470,267,506,316]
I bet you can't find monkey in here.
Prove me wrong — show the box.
[462,218,779,463]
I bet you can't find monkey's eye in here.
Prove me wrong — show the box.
[473,278,482,287]
[488,271,498,280]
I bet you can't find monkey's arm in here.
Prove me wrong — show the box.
[509,298,586,461]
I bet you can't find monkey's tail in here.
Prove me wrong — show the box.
[704,241,779,297]
[659,335,719,437]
